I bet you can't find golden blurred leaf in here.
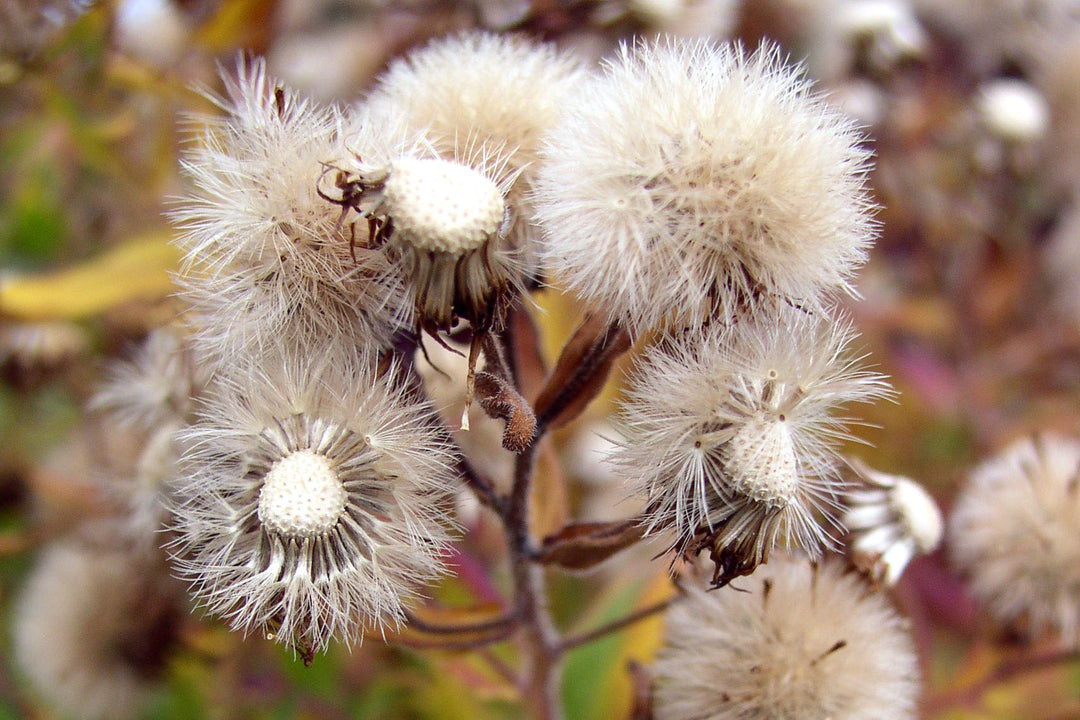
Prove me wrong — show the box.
[0,233,179,320]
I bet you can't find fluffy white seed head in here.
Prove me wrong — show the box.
[844,459,943,586]
[383,157,506,254]
[90,328,207,533]
[950,432,1080,645]
[172,57,405,361]
[653,554,920,720]
[168,353,458,654]
[364,30,586,207]
[90,327,205,431]
[329,117,521,331]
[328,32,583,331]
[13,529,182,720]
[615,309,890,585]
[534,38,877,336]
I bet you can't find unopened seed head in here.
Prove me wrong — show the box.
[891,476,943,552]
[384,157,505,254]
[258,449,346,538]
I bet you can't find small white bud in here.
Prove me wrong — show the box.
[844,459,943,586]
[977,79,1050,143]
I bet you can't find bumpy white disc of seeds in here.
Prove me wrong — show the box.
[258,449,347,537]
[383,157,504,254]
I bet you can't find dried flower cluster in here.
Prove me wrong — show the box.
[13,3,1080,718]
[25,27,949,719]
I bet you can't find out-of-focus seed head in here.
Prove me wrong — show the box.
[950,432,1080,645]
[653,554,920,720]
[535,38,876,336]
[13,527,183,720]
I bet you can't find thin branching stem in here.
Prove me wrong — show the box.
[923,646,1080,714]
[557,598,676,654]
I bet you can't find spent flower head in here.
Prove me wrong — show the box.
[615,308,890,585]
[653,554,919,720]
[168,353,459,656]
[534,37,876,335]
[324,32,584,334]
[950,432,1080,645]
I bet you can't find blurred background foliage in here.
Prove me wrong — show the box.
[1,0,1079,718]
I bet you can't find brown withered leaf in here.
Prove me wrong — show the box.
[387,603,517,648]
[539,519,646,571]
[532,314,632,431]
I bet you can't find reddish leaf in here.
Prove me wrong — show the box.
[539,519,646,571]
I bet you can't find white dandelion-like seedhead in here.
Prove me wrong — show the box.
[844,459,943,586]
[950,432,1080,645]
[14,528,183,720]
[534,37,876,336]
[615,309,890,585]
[323,141,517,333]
[322,32,584,333]
[172,57,405,365]
[653,554,919,720]
[168,354,459,656]
[363,30,585,226]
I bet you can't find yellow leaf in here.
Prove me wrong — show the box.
[0,233,179,320]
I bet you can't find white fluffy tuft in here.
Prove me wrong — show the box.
[534,38,877,335]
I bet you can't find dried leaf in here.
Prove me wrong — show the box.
[380,602,517,650]
[539,519,646,571]
[507,303,548,401]
[533,314,631,431]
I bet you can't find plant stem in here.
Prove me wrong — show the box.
[923,646,1080,715]
[508,441,564,720]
